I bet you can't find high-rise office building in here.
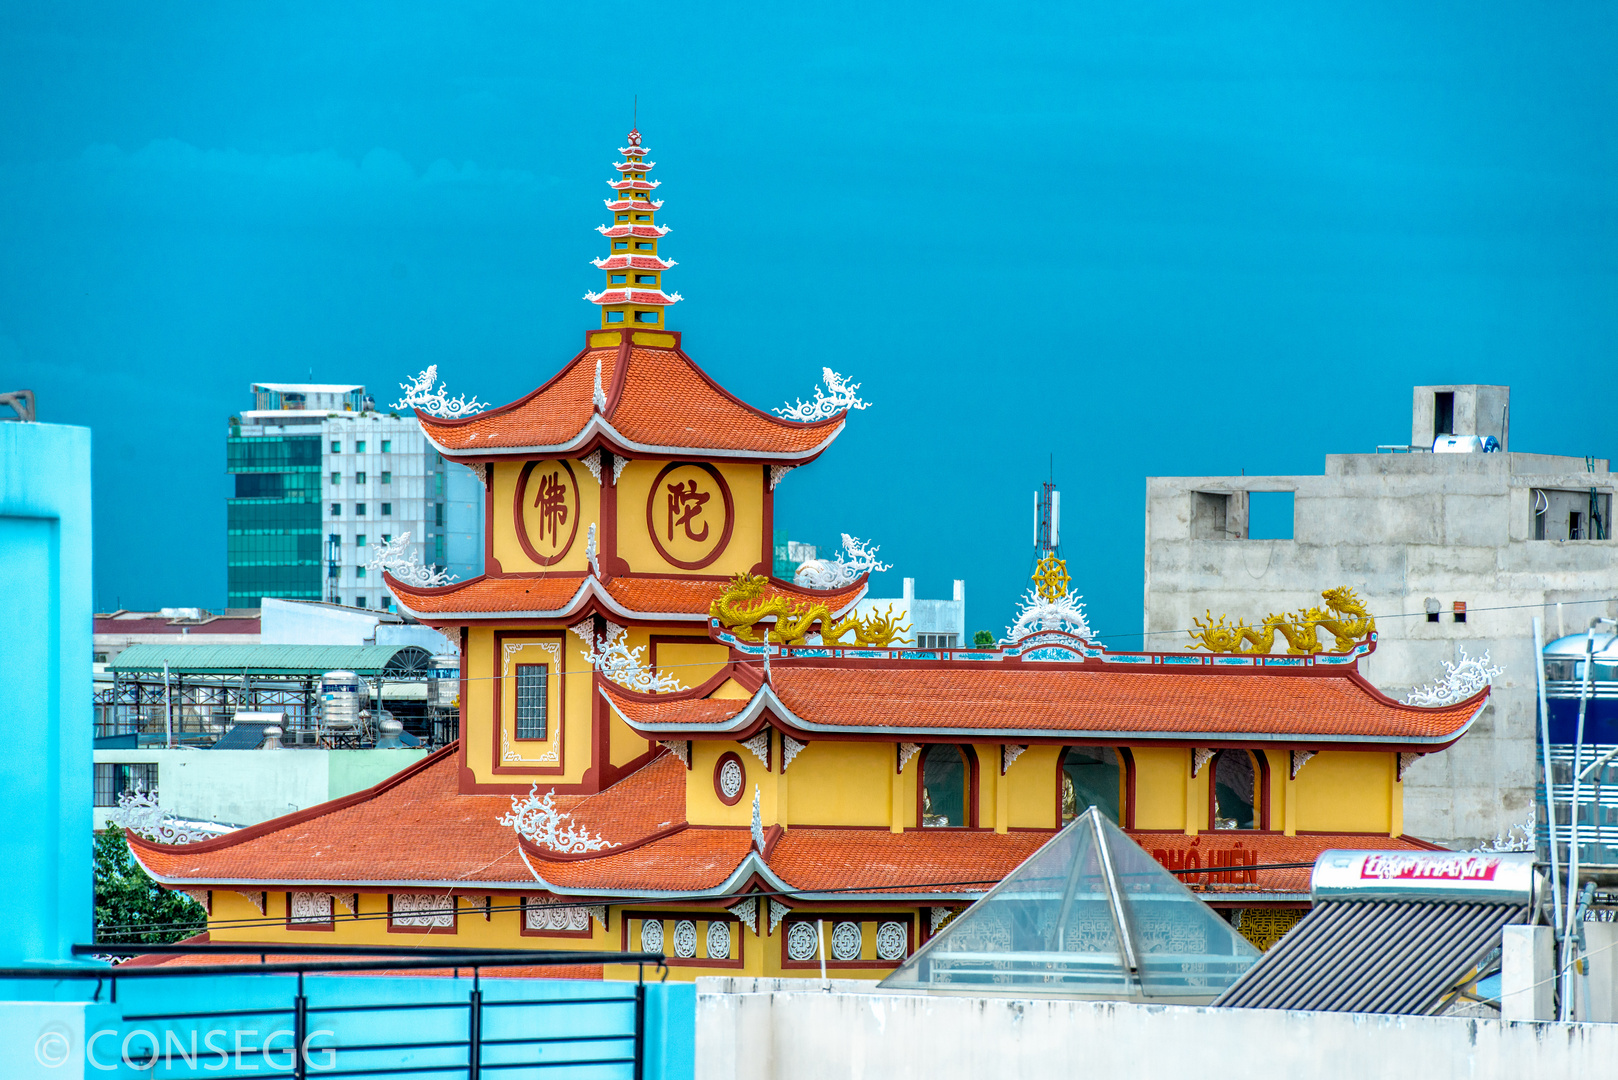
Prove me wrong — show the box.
[227,383,483,609]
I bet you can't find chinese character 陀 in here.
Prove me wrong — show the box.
[667,479,710,542]
[534,471,569,543]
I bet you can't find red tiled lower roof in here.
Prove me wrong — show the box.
[605,662,1483,745]
[769,828,1051,894]
[388,572,864,622]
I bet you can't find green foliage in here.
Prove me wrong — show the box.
[93,830,206,945]
[973,630,996,646]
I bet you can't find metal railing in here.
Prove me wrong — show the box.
[3,943,665,1078]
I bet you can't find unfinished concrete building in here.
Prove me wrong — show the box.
[1144,385,1616,848]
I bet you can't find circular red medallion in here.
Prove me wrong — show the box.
[714,751,746,806]
[514,459,581,567]
[645,461,735,570]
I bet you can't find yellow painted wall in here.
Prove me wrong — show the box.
[688,738,775,826]
[1131,748,1190,830]
[1296,752,1394,833]
[491,459,601,575]
[463,625,596,786]
[654,641,730,688]
[782,742,892,826]
[615,459,763,576]
[1006,746,1063,828]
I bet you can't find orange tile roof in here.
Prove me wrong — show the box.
[768,828,1051,895]
[388,571,863,622]
[604,662,1483,746]
[418,338,843,461]
[130,748,687,888]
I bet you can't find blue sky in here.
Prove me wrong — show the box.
[3,2,1615,639]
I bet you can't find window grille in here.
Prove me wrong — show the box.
[94,762,159,807]
[516,664,548,739]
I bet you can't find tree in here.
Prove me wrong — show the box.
[973,630,996,646]
[93,830,206,945]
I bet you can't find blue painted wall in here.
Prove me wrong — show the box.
[0,422,92,966]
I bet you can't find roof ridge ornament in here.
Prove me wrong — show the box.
[1190,587,1376,656]
[1404,648,1502,707]
[108,786,221,846]
[500,784,610,854]
[1004,555,1093,643]
[793,534,891,591]
[750,786,765,852]
[774,368,870,422]
[582,621,685,694]
[369,532,454,588]
[391,365,488,419]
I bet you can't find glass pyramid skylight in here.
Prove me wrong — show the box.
[879,807,1260,1000]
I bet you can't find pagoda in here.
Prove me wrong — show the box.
[129,131,1488,976]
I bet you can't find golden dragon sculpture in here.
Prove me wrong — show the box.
[709,573,912,648]
[1188,587,1375,655]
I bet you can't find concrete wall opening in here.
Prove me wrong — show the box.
[1532,488,1611,541]
[1247,492,1295,540]
[1191,492,1232,539]
[1433,391,1455,438]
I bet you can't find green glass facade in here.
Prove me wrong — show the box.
[226,433,323,607]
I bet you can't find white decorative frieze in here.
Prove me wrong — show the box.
[728,897,759,934]
[707,920,733,960]
[1004,586,1094,643]
[786,921,818,961]
[500,785,610,853]
[289,891,333,926]
[524,902,593,933]
[740,730,771,767]
[876,921,908,961]
[391,892,454,928]
[781,735,807,771]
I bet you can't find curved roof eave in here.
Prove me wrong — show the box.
[605,683,1487,749]
[421,414,845,464]
[388,575,868,625]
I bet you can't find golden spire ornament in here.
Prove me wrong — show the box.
[1032,554,1070,603]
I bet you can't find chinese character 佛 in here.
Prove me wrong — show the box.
[667,479,710,542]
[533,471,569,542]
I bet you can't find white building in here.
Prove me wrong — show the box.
[857,578,967,649]
[1143,384,1617,848]
[229,382,484,610]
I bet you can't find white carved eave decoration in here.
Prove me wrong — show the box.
[1290,750,1316,780]
[769,899,792,934]
[500,784,610,854]
[660,740,691,767]
[728,897,759,934]
[774,368,871,423]
[237,891,267,916]
[391,365,489,419]
[593,355,608,412]
[182,889,210,911]
[794,534,892,591]
[769,465,794,492]
[568,618,597,654]
[335,893,359,916]
[930,906,957,933]
[781,735,807,771]
[1473,814,1536,853]
[751,787,765,852]
[108,787,215,846]
[612,454,630,485]
[579,450,604,484]
[898,742,922,773]
[1002,745,1028,775]
[1404,649,1503,707]
[1003,587,1094,644]
[369,531,455,588]
[583,621,685,694]
[585,522,601,578]
[1398,752,1422,782]
[1191,748,1215,778]
[741,730,771,768]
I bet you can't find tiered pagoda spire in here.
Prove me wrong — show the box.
[586,129,682,330]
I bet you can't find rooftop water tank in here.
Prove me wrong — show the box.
[320,670,362,733]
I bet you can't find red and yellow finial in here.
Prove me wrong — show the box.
[586,129,681,329]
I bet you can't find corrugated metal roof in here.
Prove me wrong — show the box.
[110,643,430,676]
[1213,899,1526,1014]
